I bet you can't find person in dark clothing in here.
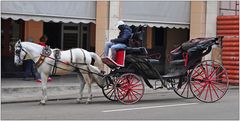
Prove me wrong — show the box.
[103,20,132,60]
[23,59,39,81]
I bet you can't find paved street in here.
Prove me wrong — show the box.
[1,88,239,120]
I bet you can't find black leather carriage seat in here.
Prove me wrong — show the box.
[169,59,185,65]
[125,47,148,55]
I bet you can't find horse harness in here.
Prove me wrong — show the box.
[15,43,28,61]
[35,46,96,75]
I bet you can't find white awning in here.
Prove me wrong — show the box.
[1,1,96,23]
[121,1,190,29]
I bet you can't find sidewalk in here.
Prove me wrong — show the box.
[1,74,104,103]
[1,75,239,103]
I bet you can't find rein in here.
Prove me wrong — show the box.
[38,53,104,77]
[36,54,104,77]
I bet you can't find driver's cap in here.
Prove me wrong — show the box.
[115,20,125,28]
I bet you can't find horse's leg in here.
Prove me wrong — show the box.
[82,73,93,104]
[76,73,85,103]
[85,74,92,104]
[40,73,48,105]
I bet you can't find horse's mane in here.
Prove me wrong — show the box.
[21,42,44,55]
[22,41,42,47]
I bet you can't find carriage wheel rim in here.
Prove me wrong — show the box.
[102,84,118,101]
[115,73,145,104]
[172,72,195,99]
[189,60,229,103]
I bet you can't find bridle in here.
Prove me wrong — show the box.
[15,42,28,62]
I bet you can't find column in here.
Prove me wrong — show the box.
[190,1,206,39]
[24,20,43,42]
[95,1,109,55]
[108,1,120,42]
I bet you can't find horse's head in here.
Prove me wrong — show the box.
[14,40,28,65]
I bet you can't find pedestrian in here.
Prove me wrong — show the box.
[36,35,53,82]
[103,20,132,61]
[23,37,40,81]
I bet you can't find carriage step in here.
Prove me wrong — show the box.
[153,86,163,90]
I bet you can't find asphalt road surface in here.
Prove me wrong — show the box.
[1,89,239,120]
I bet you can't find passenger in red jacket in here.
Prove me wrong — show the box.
[38,35,48,47]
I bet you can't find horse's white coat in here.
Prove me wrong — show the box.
[14,41,105,104]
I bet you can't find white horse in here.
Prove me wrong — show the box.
[14,40,106,105]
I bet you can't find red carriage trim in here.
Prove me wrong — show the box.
[102,57,124,68]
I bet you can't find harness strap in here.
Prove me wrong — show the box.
[70,49,73,63]
[52,59,57,75]
[80,49,90,73]
[35,55,46,68]
[80,49,87,63]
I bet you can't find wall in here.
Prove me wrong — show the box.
[95,1,109,55]
[165,28,189,68]
[24,20,43,42]
[190,1,206,39]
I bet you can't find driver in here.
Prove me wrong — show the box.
[103,20,132,60]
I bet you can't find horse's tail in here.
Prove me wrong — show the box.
[89,52,103,70]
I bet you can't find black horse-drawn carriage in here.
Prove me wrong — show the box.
[101,33,229,104]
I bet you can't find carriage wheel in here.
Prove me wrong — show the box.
[189,60,229,103]
[115,73,145,104]
[173,75,194,99]
[102,76,118,101]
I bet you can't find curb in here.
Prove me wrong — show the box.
[1,85,238,104]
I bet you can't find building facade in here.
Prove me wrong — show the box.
[1,1,239,82]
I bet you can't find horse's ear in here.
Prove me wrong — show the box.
[17,39,21,44]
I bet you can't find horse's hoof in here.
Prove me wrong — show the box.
[39,102,46,105]
[86,100,92,104]
[76,99,82,104]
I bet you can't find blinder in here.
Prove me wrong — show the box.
[15,43,28,61]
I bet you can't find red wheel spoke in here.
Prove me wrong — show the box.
[210,83,220,98]
[132,90,143,96]
[117,87,126,98]
[209,84,213,102]
[208,66,220,79]
[211,70,226,80]
[211,81,228,89]
[192,80,205,87]
[129,91,138,100]
[210,78,227,82]
[191,81,202,93]
[128,90,134,101]
[205,62,209,78]
[193,77,204,81]
[131,78,140,85]
[131,88,143,90]
[119,86,128,93]
[200,65,207,78]
[131,83,143,88]
[191,67,201,77]
[209,66,220,79]
[211,82,226,94]
[196,83,208,98]
[192,68,204,78]
[204,84,209,100]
